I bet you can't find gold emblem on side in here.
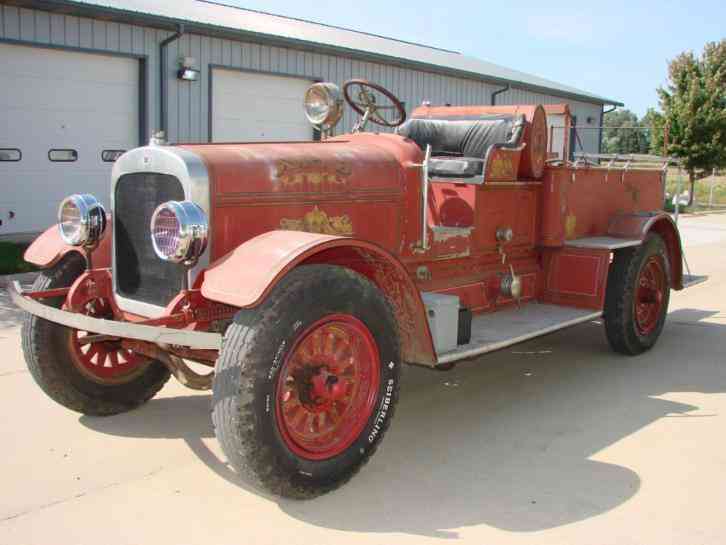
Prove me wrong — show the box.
[274,158,353,189]
[564,213,577,239]
[280,206,353,236]
[489,155,514,180]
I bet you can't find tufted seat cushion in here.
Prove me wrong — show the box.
[397,114,524,177]
[428,157,486,177]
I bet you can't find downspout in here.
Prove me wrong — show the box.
[159,24,185,140]
[599,104,617,154]
[491,84,510,106]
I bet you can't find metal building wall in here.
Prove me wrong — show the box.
[0,4,163,142]
[498,87,604,155]
[165,33,502,142]
[1,4,605,152]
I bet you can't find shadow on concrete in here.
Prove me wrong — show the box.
[0,277,36,331]
[79,308,726,538]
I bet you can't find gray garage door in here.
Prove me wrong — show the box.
[0,43,139,240]
[211,68,314,142]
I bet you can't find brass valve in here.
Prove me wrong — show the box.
[501,264,522,299]
[496,226,514,264]
[496,226,514,243]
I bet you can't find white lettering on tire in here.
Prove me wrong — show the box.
[267,340,287,380]
[368,378,395,443]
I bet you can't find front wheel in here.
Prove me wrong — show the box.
[604,233,671,355]
[212,265,401,498]
[21,253,170,416]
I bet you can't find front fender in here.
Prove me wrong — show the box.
[608,212,684,289]
[201,230,436,366]
[24,223,112,269]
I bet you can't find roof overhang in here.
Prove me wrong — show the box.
[8,0,624,107]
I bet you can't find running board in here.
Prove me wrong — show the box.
[437,303,601,365]
[682,274,708,289]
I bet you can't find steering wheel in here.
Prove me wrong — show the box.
[343,79,407,129]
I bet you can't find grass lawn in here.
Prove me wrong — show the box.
[0,242,37,275]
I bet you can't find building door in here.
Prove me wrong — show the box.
[0,43,140,240]
[211,68,314,142]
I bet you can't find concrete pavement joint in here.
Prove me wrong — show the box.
[0,466,164,525]
[0,370,29,377]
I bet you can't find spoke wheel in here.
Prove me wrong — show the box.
[213,265,402,498]
[276,314,381,460]
[22,253,170,416]
[604,233,671,355]
[342,79,406,127]
[67,297,149,385]
[633,256,667,336]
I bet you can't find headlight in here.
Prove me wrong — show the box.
[303,82,343,128]
[58,194,107,246]
[150,201,208,265]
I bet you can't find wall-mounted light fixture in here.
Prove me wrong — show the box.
[177,56,199,82]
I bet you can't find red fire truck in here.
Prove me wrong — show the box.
[11,80,705,498]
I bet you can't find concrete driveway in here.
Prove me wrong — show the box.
[1,215,725,545]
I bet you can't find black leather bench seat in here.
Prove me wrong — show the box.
[397,114,525,178]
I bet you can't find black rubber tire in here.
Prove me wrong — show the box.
[21,253,171,416]
[212,265,401,499]
[603,233,671,355]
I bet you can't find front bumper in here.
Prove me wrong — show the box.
[9,281,222,350]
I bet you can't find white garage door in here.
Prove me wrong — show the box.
[547,113,567,160]
[0,43,139,240]
[212,69,313,142]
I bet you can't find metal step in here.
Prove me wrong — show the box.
[682,274,708,289]
[566,236,641,250]
[438,303,601,364]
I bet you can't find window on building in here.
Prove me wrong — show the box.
[0,149,21,162]
[49,149,78,162]
[101,150,126,163]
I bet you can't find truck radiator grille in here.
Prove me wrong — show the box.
[114,173,185,308]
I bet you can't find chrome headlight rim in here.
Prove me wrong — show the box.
[57,194,107,247]
[303,82,343,128]
[150,200,208,265]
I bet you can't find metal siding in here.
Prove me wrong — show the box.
[34,9,50,43]
[19,7,34,41]
[41,0,619,105]
[64,14,79,46]
[49,13,64,43]
[3,6,20,39]
[0,5,605,149]
[494,87,603,154]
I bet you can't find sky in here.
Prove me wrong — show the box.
[217,0,724,117]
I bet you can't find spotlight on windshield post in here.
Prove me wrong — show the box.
[303,82,343,138]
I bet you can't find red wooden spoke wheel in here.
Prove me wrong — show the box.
[67,297,149,385]
[275,314,381,461]
[633,255,667,336]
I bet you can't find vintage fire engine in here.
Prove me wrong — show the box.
[11,80,705,498]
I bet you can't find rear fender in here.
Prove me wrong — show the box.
[608,212,684,289]
[24,223,112,270]
[201,230,436,365]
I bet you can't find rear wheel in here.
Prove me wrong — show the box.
[604,233,671,355]
[212,265,401,498]
[21,253,170,415]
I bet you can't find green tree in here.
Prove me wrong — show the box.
[650,40,726,201]
[602,109,650,154]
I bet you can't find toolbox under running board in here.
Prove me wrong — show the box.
[437,303,602,365]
